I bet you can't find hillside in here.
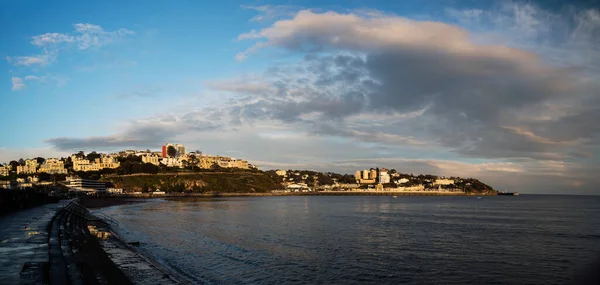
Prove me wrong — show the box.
[105,172,282,193]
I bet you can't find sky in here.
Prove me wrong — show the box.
[1,0,599,194]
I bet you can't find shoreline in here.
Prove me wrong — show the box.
[112,191,491,199]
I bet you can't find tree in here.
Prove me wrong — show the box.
[76,151,85,159]
[86,151,101,162]
[18,158,25,165]
[36,157,46,164]
[9,161,18,171]
[167,146,177,158]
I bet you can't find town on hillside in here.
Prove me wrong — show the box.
[0,143,495,195]
[268,168,494,194]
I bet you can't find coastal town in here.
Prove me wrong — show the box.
[0,143,495,195]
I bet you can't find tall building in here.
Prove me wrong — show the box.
[362,170,369,180]
[369,169,377,180]
[354,171,362,181]
[162,143,185,158]
[176,144,186,158]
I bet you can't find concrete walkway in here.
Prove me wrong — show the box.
[0,201,68,284]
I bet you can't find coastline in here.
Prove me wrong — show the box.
[112,191,491,199]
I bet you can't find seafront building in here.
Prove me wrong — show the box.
[65,176,107,192]
[17,159,38,174]
[37,158,67,174]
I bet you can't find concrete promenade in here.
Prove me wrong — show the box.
[0,200,68,284]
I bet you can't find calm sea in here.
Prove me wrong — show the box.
[98,195,600,284]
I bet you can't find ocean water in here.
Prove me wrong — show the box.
[98,195,600,284]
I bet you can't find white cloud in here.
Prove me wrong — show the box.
[31,32,74,46]
[241,5,300,22]
[6,54,53,66]
[7,23,134,68]
[11,77,25,91]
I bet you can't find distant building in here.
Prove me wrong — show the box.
[397,178,409,184]
[72,155,120,172]
[107,188,123,194]
[66,177,107,192]
[276,170,287,176]
[176,144,186,158]
[0,165,10,177]
[141,153,160,165]
[434,179,455,185]
[38,158,67,174]
[362,170,369,180]
[354,171,361,181]
[162,143,186,158]
[369,169,377,180]
[17,159,38,174]
[160,157,182,168]
[379,171,391,184]
[196,155,250,170]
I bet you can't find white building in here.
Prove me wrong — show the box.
[66,177,107,192]
[397,178,409,184]
[275,170,287,176]
[379,171,391,184]
[160,157,182,168]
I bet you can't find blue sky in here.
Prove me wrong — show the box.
[1,0,599,194]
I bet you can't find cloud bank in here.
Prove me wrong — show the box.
[42,4,600,194]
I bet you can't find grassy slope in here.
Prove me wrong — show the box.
[106,172,281,193]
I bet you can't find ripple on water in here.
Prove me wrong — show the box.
[98,196,600,285]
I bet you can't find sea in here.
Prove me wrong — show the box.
[97,195,600,284]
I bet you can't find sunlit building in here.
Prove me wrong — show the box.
[17,159,38,174]
[141,153,160,165]
[0,165,10,177]
[38,158,67,174]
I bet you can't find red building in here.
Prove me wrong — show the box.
[161,145,167,158]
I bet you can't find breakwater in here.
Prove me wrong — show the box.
[1,199,180,284]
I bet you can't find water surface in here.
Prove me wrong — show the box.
[99,195,600,284]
